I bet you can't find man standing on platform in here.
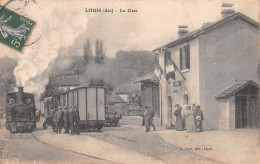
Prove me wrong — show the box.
[73,106,80,135]
[144,105,156,132]
[50,106,56,132]
[54,106,62,134]
[69,106,75,135]
[63,106,70,134]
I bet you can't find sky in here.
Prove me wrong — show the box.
[0,0,258,99]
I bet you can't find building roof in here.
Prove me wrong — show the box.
[115,83,141,94]
[134,72,159,84]
[51,75,80,86]
[153,12,259,52]
[215,80,259,98]
[106,92,125,105]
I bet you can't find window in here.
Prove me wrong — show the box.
[180,44,190,70]
[164,51,171,70]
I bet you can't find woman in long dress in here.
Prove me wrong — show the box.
[174,104,184,131]
[185,106,196,133]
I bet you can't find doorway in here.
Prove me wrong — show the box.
[235,85,259,129]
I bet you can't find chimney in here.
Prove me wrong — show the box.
[178,25,188,38]
[18,86,24,93]
[17,86,24,104]
[221,3,235,19]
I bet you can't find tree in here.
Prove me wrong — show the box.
[95,39,105,63]
[95,39,100,63]
[83,39,92,63]
[99,40,105,63]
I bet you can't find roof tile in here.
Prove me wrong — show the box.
[215,80,259,98]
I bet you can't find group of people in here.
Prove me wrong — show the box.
[43,106,80,135]
[174,104,203,133]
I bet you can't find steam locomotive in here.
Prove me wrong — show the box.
[5,87,37,133]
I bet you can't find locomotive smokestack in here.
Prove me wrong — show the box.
[18,86,24,93]
[17,86,24,104]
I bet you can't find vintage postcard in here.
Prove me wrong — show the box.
[0,0,259,163]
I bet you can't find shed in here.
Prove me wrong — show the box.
[106,92,126,115]
[216,80,259,130]
[106,92,125,105]
[135,72,160,122]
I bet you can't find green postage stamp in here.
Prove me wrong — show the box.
[0,5,36,52]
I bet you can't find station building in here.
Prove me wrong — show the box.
[152,6,259,130]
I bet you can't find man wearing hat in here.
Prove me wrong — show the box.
[54,106,62,134]
[69,106,75,135]
[63,106,70,134]
[144,105,156,132]
[73,106,80,135]
[50,106,56,132]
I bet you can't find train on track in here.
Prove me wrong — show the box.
[42,86,122,132]
[5,87,37,133]
[60,86,106,131]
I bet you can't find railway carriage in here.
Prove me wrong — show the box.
[59,86,106,131]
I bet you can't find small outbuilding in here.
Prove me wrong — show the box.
[114,83,141,103]
[106,91,126,115]
[135,72,160,124]
[215,80,259,130]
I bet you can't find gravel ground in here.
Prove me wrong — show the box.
[85,116,218,164]
[0,120,115,164]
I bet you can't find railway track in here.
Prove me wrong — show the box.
[31,132,119,164]
[0,126,117,163]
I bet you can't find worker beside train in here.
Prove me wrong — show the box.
[50,106,56,132]
[67,106,80,135]
[73,106,80,135]
[54,106,63,134]
[60,107,64,130]
[42,103,81,135]
[69,106,75,135]
[42,113,55,130]
[63,106,70,134]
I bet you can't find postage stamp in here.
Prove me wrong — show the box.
[0,5,36,52]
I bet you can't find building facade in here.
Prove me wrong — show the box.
[153,10,259,130]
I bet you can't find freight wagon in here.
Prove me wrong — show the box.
[5,87,36,133]
[59,86,106,131]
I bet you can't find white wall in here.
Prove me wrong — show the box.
[199,19,259,129]
[158,38,200,128]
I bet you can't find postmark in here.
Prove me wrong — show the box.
[0,4,36,52]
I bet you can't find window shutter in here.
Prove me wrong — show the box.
[180,48,183,70]
[183,46,187,70]
[165,51,171,70]
[186,44,190,69]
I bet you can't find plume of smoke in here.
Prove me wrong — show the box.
[0,1,90,100]
[80,60,117,87]
[80,58,139,89]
